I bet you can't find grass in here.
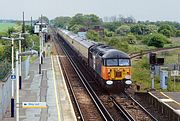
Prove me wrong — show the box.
[0,23,16,32]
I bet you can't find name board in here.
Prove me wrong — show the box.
[22,102,47,108]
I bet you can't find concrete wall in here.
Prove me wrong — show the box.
[0,75,12,121]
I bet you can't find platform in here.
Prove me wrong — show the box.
[3,42,76,121]
[149,91,180,120]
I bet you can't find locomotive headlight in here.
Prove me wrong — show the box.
[106,80,113,85]
[125,80,132,85]
[125,75,131,79]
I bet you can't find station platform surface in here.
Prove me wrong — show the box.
[149,91,180,115]
[3,42,76,121]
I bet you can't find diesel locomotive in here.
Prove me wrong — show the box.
[58,29,132,91]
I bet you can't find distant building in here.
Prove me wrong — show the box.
[78,32,87,39]
[78,28,87,39]
[34,21,48,34]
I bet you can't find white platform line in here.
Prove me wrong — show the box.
[51,55,61,121]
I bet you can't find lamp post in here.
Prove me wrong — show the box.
[1,36,24,117]
[12,32,28,89]
[16,49,38,121]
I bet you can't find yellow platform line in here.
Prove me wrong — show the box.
[160,92,180,105]
[51,55,61,121]
[22,106,47,108]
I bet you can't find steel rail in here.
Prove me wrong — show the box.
[109,96,135,121]
[124,92,158,121]
[52,32,85,121]
[56,32,114,121]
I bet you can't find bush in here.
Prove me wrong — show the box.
[116,25,130,35]
[86,30,100,42]
[122,34,136,44]
[176,30,180,37]
[104,29,114,37]
[159,29,171,38]
[144,33,170,48]
[107,37,129,52]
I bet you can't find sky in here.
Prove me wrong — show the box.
[0,0,180,22]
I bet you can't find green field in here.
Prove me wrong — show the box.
[0,23,15,32]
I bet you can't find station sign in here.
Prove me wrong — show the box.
[171,70,179,76]
[22,102,47,108]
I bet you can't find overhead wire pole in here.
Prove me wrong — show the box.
[22,12,25,33]
[11,38,15,117]
[18,33,22,89]
[39,15,43,74]
[16,51,19,121]
[20,12,24,90]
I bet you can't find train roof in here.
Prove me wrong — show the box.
[90,44,130,59]
[60,29,129,59]
[102,49,130,59]
[61,29,95,48]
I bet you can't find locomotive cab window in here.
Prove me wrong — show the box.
[119,59,130,66]
[105,59,130,66]
[106,59,118,66]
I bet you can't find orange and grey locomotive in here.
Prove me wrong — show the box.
[58,29,132,91]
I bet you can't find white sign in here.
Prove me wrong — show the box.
[171,70,179,76]
[22,102,47,108]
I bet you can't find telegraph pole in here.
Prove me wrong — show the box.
[22,12,25,33]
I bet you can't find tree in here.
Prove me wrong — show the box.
[69,24,84,33]
[7,27,16,37]
[147,25,158,33]
[102,22,121,32]
[107,37,129,52]
[176,30,180,37]
[25,25,34,34]
[159,29,171,38]
[131,24,150,35]
[158,24,175,37]
[53,16,71,28]
[116,25,130,35]
[144,33,170,48]
[39,16,49,24]
[104,29,114,37]
[69,13,101,28]
[122,34,136,44]
[86,30,100,41]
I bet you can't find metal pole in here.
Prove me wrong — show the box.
[11,38,15,117]
[19,34,22,89]
[41,33,44,64]
[16,51,19,121]
[152,71,155,89]
[174,76,176,91]
[151,65,155,90]
[39,32,42,74]
[22,12,25,33]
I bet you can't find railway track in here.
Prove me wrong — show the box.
[110,93,158,121]
[51,28,113,121]
[51,27,160,121]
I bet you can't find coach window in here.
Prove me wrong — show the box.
[119,59,130,66]
[106,59,118,66]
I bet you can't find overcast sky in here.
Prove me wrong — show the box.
[0,0,180,22]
